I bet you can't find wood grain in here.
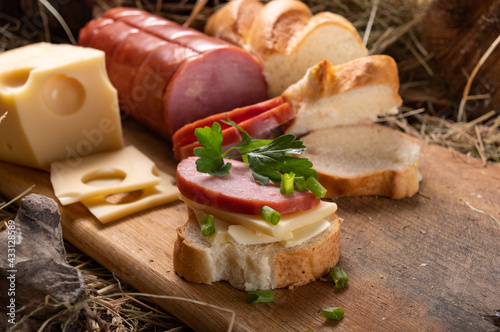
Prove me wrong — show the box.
[1,118,499,331]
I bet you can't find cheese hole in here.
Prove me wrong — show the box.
[0,68,32,90]
[42,74,85,115]
[104,190,144,205]
[82,168,126,187]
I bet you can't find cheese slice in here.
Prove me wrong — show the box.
[0,42,123,170]
[227,225,281,245]
[279,219,331,247]
[181,195,337,237]
[51,145,160,205]
[183,194,337,247]
[81,171,179,224]
[188,202,332,247]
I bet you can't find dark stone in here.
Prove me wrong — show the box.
[0,194,87,330]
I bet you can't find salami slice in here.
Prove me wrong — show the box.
[175,101,295,160]
[177,157,319,215]
[172,97,284,152]
[78,8,268,140]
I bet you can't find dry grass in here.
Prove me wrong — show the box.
[64,242,190,331]
[0,0,499,330]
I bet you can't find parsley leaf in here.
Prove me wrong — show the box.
[192,116,323,197]
[193,122,231,176]
[246,140,317,186]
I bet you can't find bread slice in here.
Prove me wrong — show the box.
[173,208,342,291]
[282,55,402,136]
[300,124,421,199]
[205,0,368,97]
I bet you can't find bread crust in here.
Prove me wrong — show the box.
[173,210,214,284]
[273,214,341,288]
[283,55,402,104]
[173,208,342,290]
[317,164,420,199]
[247,0,312,58]
[204,0,263,46]
[286,12,363,53]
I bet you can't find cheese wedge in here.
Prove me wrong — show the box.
[0,42,123,170]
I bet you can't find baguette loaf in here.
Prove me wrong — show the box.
[205,0,368,97]
[300,124,421,199]
[282,55,402,136]
[173,208,342,291]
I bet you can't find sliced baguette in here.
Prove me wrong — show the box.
[173,208,342,291]
[205,0,368,97]
[283,55,402,136]
[300,124,421,199]
[204,0,264,47]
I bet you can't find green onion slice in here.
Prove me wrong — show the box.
[247,290,274,304]
[321,307,344,320]
[200,214,215,237]
[280,172,295,195]
[329,267,349,289]
[306,177,327,200]
[260,205,280,225]
[293,176,308,191]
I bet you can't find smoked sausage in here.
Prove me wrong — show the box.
[79,8,268,140]
[173,97,295,160]
[177,157,319,215]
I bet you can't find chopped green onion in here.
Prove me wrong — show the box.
[280,172,295,195]
[293,176,308,191]
[200,214,215,236]
[247,290,274,303]
[329,267,349,289]
[305,177,327,200]
[321,307,344,320]
[260,205,280,225]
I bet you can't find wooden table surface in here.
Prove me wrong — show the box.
[1,118,499,331]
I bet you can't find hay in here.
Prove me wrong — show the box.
[64,242,190,331]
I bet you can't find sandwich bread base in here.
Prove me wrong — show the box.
[173,208,342,291]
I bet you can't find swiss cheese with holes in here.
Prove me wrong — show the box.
[50,145,180,223]
[51,146,162,205]
[0,42,123,170]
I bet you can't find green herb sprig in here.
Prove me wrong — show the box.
[193,117,325,199]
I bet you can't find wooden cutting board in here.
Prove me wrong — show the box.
[1,118,499,332]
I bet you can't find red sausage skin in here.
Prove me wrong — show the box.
[176,157,319,215]
[78,8,268,140]
[176,101,295,160]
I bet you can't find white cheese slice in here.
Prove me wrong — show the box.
[280,219,331,247]
[226,219,331,247]
[0,42,123,170]
[227,225,287,245]
[50,145,160,205]
[181,195,337,237]
[81,171,179,224]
